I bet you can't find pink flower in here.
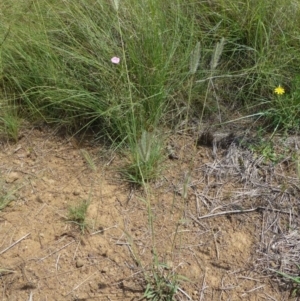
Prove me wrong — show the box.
[111,57,120,64]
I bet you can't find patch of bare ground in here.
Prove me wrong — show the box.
[0,126,299,300]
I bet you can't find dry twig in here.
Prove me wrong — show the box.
[0,233,31,255]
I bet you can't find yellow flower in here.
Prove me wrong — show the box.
[274,85,285,95]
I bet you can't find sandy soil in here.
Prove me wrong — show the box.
[0,125,299,301]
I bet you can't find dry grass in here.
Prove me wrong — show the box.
[192,131,300,296]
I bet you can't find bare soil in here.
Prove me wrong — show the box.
[0,125,299,301]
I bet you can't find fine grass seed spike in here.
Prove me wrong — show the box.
[210,37,225,71]
[80,149,96,171]
[112,0,119,10]
[189,41,201,74]
[138,130,152,163]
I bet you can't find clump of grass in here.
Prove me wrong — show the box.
[143,262,184,301]
[271,267,300,297]
[0,193,16,211]
[0,107,21,142]
[80,149,97,172]
[0,179,20,211]
[67,200,89,233]
[122,130,164,185]
[1,0,300,169]
[263,78,300,132]
[1,0,194,138]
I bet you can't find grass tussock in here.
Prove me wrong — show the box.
[2,0,300,297]
[1,0,300,183]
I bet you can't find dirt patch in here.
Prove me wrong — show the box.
[0,126,298,300]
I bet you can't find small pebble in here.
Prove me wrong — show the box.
[73,189,80,196]
[113,256,121,264]
[76,259,84,268]
[101,266,109,273]
[6,172,19,183]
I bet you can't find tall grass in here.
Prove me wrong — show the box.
[1,0,193,135]
[1,0,300,169]
[2,0,300,297]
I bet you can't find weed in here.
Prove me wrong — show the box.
[3,1,300,298]
[245,127,288,163]
[264,77,300,132]
[1,0,300,135]
[143,264,180,301]
[80,149,97,172]
[0,193,16,210]
[0,111,21,142]
[0,181,19,210]
[250,139,279,162]
[122,130,164,185]
[67,200,89,233]
[271,267,300,297]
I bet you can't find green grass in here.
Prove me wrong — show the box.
[271,267,300,297]
[0,192,16,211]
[1,0,300,177]
[67,200,90,234]
[0,181,21,210]
[1,0,300,125]
[3,0,300,296]
[0,0,300,183]
[143,262,185,301]
[122,130,164,185]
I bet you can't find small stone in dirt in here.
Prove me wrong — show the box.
[193,291,198,296]
[112,255,121,264]
[134,230,141,237]
[76,258,84,268]
[5,172,19,183]
[101,266,109,273]
[42,177,55,185]
[36,195,43,203]
[101,248,109,257]
[89,281,99,292]
[73,189,80,196]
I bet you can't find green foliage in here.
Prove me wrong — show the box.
[264,76,300,132]
[122,130,163,185]
[0,108,21,142]
[1,0,300,173]
[0,192,16,210]
[67,201,89,233]
[0,181,19,211]
[143,266,179,301]
[143,253,189,301]
[248,138,279,163]
[1,0,194,138]
[245,128,285,163]
[272,267,300,297]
